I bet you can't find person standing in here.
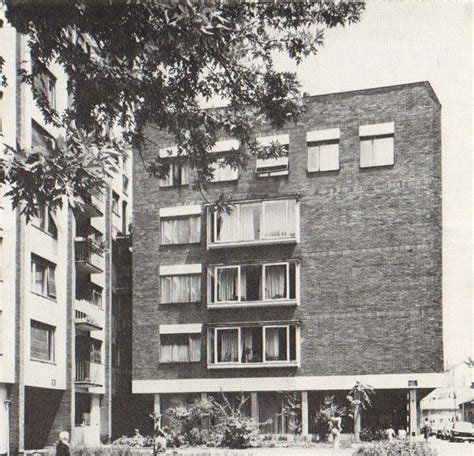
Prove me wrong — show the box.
[56,431,71,456]
[422,418,431,441]
[330,413,342,455]
[385,424,396,441]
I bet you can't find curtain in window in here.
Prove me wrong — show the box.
[32,262,45,295]
[217,208,239,241]
[47,266,56,298]
[218,329,238,362]
[160,274,200,303]
[240,204,260,241]
[240,268,247,301]
[241,329,254,363]
[189,335,201,362]
[264,201,287,237]
[265,265,287,299]
[217,268,238,301]
[265,327,280,361]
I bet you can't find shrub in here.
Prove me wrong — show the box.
[360,428,387,442]
[72,446,152,456]
[353,440,438,456]
[312,395,347,442]
[220,415,260,449]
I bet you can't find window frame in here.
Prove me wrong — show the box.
[263,325,290,363]
[307,140,340,173]
[31,255,57,299]
[30,320,55,363]
[210,158,239,182]
[159,160,190,187]
[160,214,201,245]
[360,134,394,168]
[159,333,201,364]
[159,273,201,304]
[33,203,58,238]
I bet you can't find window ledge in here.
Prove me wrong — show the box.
[360,163,395,169]
[32,224,58,240]
[159,301,200,306]
[256,170,289,178]
[30,291,57,302]
[207,361,299,369]
[208,299,298,309]
[30,358,56,365]
[159,361,201,365]
[208,237,297,249]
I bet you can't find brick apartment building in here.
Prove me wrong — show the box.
[0,14,133,453]
[132,81,444,436]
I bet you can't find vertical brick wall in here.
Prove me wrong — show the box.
[133,82,443,383]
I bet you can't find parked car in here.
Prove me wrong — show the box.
[449,421,474,442]
[437,423,451,440]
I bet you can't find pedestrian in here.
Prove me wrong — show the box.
[329,412,342,455]
[385,424,396,441]
[422,417,431,441]
[56,431,71,456]
[397,427,407,439]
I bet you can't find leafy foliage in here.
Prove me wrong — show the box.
[347,381,375,417]
[312,395,347,442]
[359,427,387,442]
[353,440,438,456]
[279,391,303,435]
[1,1,364,212]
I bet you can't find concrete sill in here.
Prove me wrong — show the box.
[208,237,297,249]
[207,361,299,369]
[208,299,298,309]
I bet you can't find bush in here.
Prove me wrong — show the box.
[72,446,152,456]
[360,428,387,442]
[353,440,438,456]
[220,416,260,449]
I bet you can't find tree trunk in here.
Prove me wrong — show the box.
[354,391,361,443]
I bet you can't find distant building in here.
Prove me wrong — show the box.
[132,82,444,436]
[0,12,132,453]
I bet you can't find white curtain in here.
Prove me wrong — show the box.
[265,328,281,360]
[265,265,287,299]
[240,204,260,240]
[241,329,253,363]
[240,268,247,301]
[161,217,200,244]
[189,335,201,361]
[160,274,200,303]
[219,329,238,362]
[217,208,239,241]
[217,268,238,301]
[264,201,287,237]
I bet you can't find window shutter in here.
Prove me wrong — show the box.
[374,136,394,166]
[307,145,320,172]
[31,321,51,361]
[47,265,56,298]
[326,143,340,171]
[360,139,373,167]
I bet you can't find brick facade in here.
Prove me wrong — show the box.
[133,82,443,384]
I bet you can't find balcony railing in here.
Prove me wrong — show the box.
[75,239,103,274]
[75,359,104,386]
[75,310,102,332]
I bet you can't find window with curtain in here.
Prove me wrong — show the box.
[264,327,288,362]
[31,255,56,299]
[33,68,57,109]
[217,328,239,362]
[360,135,394,167]
[210,159,238,182]
[159,161,189,187]
[216,267,238,302]
[30,320,55,362]
[307,141,339,172]
[241,327,263,363]
[90,338,102,364]
[161,215,201,244]
[263,200,296,238]
[216,208,239,242]
[160,274,201,303]
[265,264,287,299]
[160,333,201,363]
[239,204,261,241]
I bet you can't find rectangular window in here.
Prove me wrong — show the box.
[210,159,238,182]
[90,338,102,364]
[160,274,201,304]
[30,320,55,362]
[34,203,58,238]
[212,199,297,244]
[208,262,297,305]
[92,287,102,309]
[360,122,395,168]
[32,120,55,151]
[122,175,129,194]
[255,134,290,176]
[33,69,57,109]
[111,191,120,215]
[160,215,201,244]
[159,161,189,187]
[307,141,339,172]
[208,324,298,366]
[160,333,201,363]
[31,255,56,299]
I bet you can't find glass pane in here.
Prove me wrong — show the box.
[265,264,287,299]
[241,265,262,302]
[217,268,238,302]
[240,204,261,241]
[217,329,239,362]
[241,327,262,363]
[217,208,239,242]
[265,327,287,361]
[287,200,296,238]
[373,137,394,166]
[264,201,288,238]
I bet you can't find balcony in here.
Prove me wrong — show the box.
[79,192,105,218]
[75,359,104,386]
[75,239,103,274]
[75,310,102,332]
[208,199,298,249]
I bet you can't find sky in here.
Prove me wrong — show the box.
[272,1,472,367]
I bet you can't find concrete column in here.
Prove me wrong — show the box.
[200,393,207,402]
[90,394,101,445]
[301,391,309,435]
[0,385,7,456]
[250,393,259,422]
[409,389,418,437]
[153,394,161,427]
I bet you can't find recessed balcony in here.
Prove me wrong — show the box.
[78,192,105,218]
[75,239,103,274]
[75,359,104,386]
[75,310,102,332]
